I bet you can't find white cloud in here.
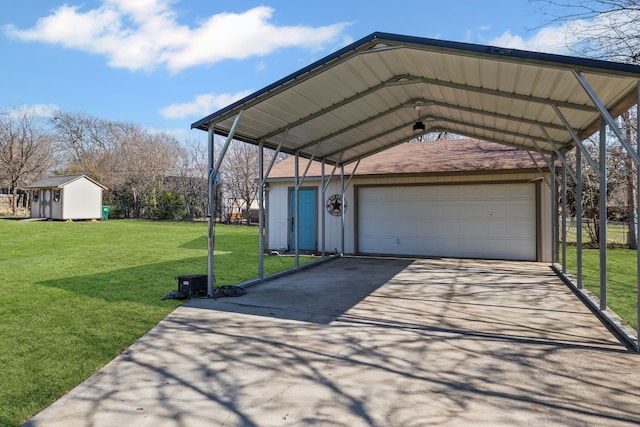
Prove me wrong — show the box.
[160,90,253,119]
[4,0,349,73]
[488,21,585,54]
[488,9,637,56]
[3,104,60,119]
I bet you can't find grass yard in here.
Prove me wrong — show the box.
[564,246,638,332]
[565,222,630,246]
[0,219,310,427]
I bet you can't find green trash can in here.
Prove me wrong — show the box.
[101,205,110,221]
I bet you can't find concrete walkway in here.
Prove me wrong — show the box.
[24,257,640,426]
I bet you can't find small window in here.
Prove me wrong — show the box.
[32,191,39,202]
[53,189,61,202]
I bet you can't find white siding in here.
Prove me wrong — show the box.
[62,178,103,220]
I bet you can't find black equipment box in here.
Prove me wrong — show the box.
[177,274,207,296]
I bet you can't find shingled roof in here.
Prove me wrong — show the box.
[266,139,551,180]
[26,174,107,189]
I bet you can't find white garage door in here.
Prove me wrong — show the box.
[358,183,536,261]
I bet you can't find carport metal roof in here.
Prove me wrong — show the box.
[193,32,640,350]
[192,31,640,165]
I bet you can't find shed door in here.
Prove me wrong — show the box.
[357,183,536,261]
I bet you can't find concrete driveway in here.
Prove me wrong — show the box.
[24,257,640,427]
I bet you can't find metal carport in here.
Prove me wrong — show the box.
[192,31,640,350]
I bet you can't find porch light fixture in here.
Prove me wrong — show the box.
[412,104,425,131]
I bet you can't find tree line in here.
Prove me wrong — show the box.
[0,109,268,222]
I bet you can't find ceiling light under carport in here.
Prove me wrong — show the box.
[413,104,426,132]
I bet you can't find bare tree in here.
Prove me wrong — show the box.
[566,132,627,245]
[52,112,183,218]
[533,1,640,62]
[222,142,260,224]
[0,109,55,214]
[537,0,640,247]
[172,139,208,219]
[51,112,118,181]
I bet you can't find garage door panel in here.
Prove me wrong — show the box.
[439,186,460,199]
[485,185,513,198]
[439,204,461,218]
[460,204,484,219]
[358,184,536,261]
[509,202,534,218]
[459,186,480,199]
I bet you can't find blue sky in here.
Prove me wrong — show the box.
[0,0,596,142]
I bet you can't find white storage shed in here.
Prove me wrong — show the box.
[27,175,107,220]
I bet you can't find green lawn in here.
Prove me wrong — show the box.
[565,222,630,246]
[0,220,309,427]
[564,246,638,332]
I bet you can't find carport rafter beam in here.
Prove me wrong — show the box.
[342,159,360,195]
[300,99,552,160]
[526,150,552,189]
[340,132,433,166]
[552,104,603,179]
[295,103,409,153]
[263,129,288,179]
[573,70,640,167]
[388,74,598,113]
[260,81,393,142]
[537,127,578,183]
[428,114,551,146]
[259,70,583,146]
[530,142,556,172]
[434,128,554,155]
[293,92,568,157]
[321,119,428,160]
[295,143,322,191]
[424,99,568,133]
[322,153,343,193]
[332,122,556,166]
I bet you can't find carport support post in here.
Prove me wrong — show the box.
[561,147,568,274]
[599,120,607,310]
[258,140,264,279]
[294,152,300,268]
[576,146,583,289]
[321,159,326,259]
[637,80,640,351]
[340,165,345,255]
[207,111,243,298]
[551,154,558,264]
[207,125,215,297]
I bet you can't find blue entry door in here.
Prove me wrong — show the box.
[289,188,317,251]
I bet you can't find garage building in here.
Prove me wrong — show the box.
[265,139,553,262]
